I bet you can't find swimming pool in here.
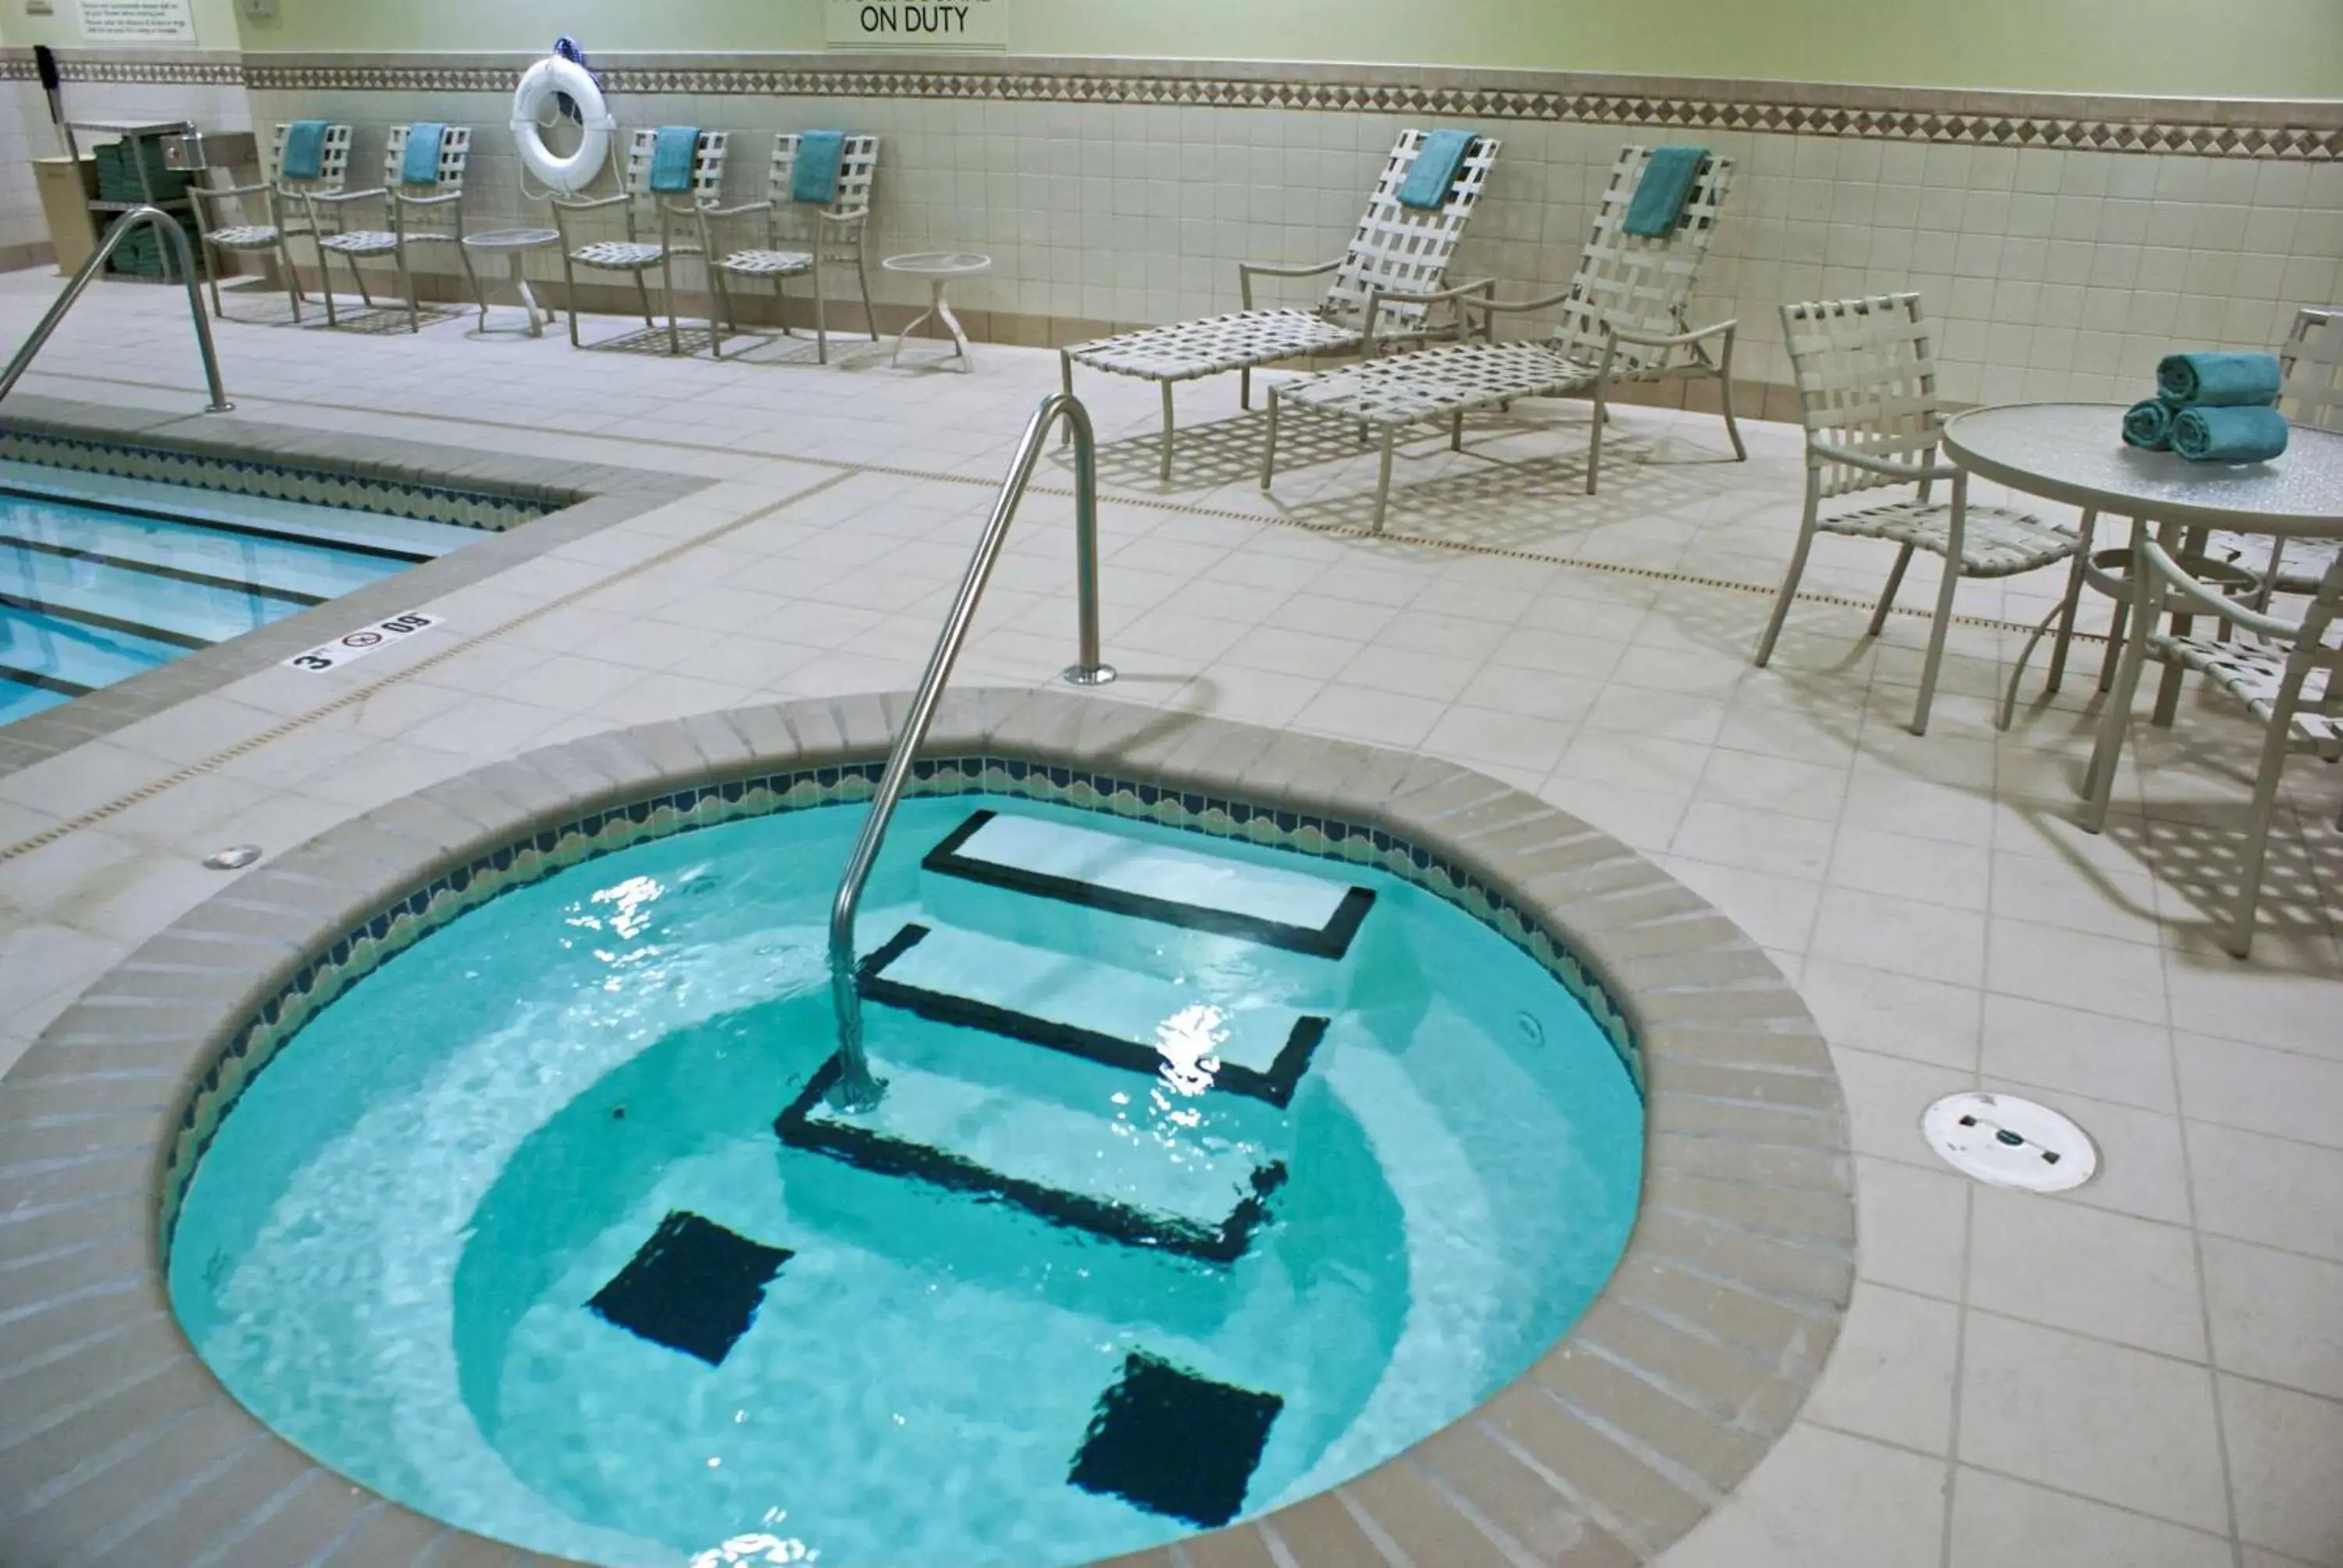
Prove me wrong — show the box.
[168,789,1646,1566]
[0,460,481,725]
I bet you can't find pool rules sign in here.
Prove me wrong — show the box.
[826,0,1005,49]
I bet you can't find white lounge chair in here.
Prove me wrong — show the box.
[1061,128,1503,482]
[191,120,352,324]
[702,133,881,365]
[553,128,730,355]
[2211,307,2343,602]
[1753,292,2077,736]
[1261,145,1745,529]
[307,124,478,333]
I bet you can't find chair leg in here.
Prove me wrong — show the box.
[2224,720,2296,959]
[395,249,419,333]
[1260,388,1281,490]
[348,251,376,310]
[1585,380,1611,495]
[1241,366,1252,412]
[708,269,730,360]
[1716,364,1748,462]
[202,239,225,319]
[2084,519,2167,831]
[1999,599,2070,732]
[2099,597,2131,693]
[1059,351,1075,446]
[1451,410,1464,452]
[1911,551,1963,736]
[1754,503,1821,668]
[1867,544,1916,638]
[814,272,829,366]
[1371,429,1396,535]
[856,248,879,342]
[633,269,656,330]
[276,236,305,323]
[1159,381,1175,484]
[455,240,486,332]
[2043,510,2099,695]
[562,257,584,347]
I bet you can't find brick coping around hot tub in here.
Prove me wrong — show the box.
[0,687,1855,1568]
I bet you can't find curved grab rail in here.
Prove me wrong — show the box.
[0,205,232,413]
[826,391,1114,1109]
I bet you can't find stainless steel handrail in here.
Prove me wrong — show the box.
[825,391,1115,1110]
[0,205,232,413]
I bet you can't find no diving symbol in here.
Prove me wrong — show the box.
[341,630,385,649]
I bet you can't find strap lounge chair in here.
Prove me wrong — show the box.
[1061,128,1503,482]
[308,124,479,333]
[1753,292,2077,736]
[191,120,353,324]
[702,132,881,364]
[2210,306,2343,603]
[1260,145,1745,530]
[553,128,730,355]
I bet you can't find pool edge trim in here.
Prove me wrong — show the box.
[0,687,1854,1568]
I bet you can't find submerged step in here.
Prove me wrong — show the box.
[776,1051,1286,1264]
[923,810,1375,960]
[860,923,1328,1109]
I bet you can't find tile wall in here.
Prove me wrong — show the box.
[10,50,2342,408]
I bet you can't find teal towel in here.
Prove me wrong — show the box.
[2158,351,2283,408]
[648,127,701,194]
[281,119,329,182]
[2122,399,2174,451]
[792,130,846,205]
[401,123,446,186]
[1398,129,1476,211]
[2172,405,2290,465]
[1624,144,1707,237]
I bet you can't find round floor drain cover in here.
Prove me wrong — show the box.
[1922,1092,2098,1192]
[201,844,262,871]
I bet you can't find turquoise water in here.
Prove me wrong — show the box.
[0,464,476,725]
[169,795,1644,1567]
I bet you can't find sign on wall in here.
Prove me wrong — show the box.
[79,0,196,41]
[825,0,1007,50]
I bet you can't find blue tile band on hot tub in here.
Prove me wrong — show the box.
[1068,1352,1284,1527]
[587,1209,793,1367]
[924,807,1379,960]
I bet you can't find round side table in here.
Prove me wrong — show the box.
[462,228,564,338]
[883,251,990,372]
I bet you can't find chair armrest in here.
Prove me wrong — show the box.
[816,208,868,227]
[1464,286,1582,319]
[305,187,387,206]
[1809,439,1963,484]
[1239,256,1344,309]
[395,190,463,208]
[550,193,630,214]
[1605,317,1737,350]
[1362,278,1498,347]
[2137,536,2306,641]
[704,200,775,220]
[197,180,269,201]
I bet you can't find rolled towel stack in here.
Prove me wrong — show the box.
[2126,351,2288,463]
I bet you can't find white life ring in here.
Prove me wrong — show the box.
[511,55,612,195]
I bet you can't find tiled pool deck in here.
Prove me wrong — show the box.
[2,268,2341,1566]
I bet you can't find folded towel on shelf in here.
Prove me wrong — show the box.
[2172,404,2290,465]
[1624,144,1709,237]
[281,120,330,182]
[2157,351,2283,408]
[1398,129,1478,210]
[792,130,847,205]
[648,127,701,194]
[2122,399,2175,451]
[401,124,447,186]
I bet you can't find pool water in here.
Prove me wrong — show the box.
[0,461,478,725]
[169,793,1644,1567]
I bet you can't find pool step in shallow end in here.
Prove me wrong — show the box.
[775,1050,1286,1264]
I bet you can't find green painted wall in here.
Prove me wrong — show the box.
[25,0,2343,96]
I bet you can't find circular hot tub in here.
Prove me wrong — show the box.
[0,690,1853,1568]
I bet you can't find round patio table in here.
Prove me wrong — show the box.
[883,251,990,372]
[1942,401,2343,829]
[462,227,564,338]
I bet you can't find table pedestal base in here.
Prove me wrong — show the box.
[892,277,972,372]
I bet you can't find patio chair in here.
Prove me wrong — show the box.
[308,124,479,333]
[1997,305,2341,731]
[701,132,881,364]
[552,128,730,355]
[2210,307,2343,604]
[1261,144,1746,527]
[1061,128,1503,482]
[1753,292,2078,736]
[191,120,353,323]
[2081,532,2342,957]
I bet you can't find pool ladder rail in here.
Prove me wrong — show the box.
[826,390,1115,1108]
[0,204,232,415]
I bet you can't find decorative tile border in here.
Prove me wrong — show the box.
[9,45,2337,158]
[0,689,1854,1568]
[0,426,556,532]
